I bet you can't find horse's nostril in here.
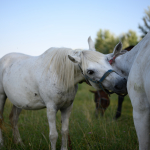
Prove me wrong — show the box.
[115,78,127,90]
[123,78,127,86]
[114,85,121,90]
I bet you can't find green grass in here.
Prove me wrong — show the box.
[1,83,138,150]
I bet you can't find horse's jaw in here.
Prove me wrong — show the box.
[74,72,85,85]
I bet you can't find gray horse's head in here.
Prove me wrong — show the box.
[68,37,127,95]
[106,42,129,79]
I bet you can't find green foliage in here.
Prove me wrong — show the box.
[139,6,150,38]
[95,29,139,53]
[120,30,139,48]
[95,30,119,54]
[1,83,138,150]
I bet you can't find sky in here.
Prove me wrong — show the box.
[0,0,150,57]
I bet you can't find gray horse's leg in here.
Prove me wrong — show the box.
[46,104,58,150]
[114,95,124,119]
[0,94,6,146]
[9,105,23,144]
[60,104,73,150]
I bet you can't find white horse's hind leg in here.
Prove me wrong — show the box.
[60,104,73,150]
[0,94,6,146]
[133,108,150,150]
[46,104,58,150]
[9,105,23,145]
[129,89,150,150]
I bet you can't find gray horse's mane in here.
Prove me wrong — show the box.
[43,48,104,90]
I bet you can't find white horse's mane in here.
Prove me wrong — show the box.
[43,48,104,90]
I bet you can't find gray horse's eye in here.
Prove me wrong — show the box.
[87,70,94,75]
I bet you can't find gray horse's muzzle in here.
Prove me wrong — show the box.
[114,78,127,95]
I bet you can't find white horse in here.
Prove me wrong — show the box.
[0,37,126,150]
[97,32,150,150]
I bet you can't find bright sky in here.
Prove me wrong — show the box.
[0,0,149,57]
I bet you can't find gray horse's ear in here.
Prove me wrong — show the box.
[68,55,81,64]
[88,36,96,51]
[113,42,122,56]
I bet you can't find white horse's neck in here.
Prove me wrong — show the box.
[40,48,84,90]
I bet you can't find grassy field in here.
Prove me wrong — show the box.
[1,83,138,150]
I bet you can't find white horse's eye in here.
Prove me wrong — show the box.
[87,70,94,75]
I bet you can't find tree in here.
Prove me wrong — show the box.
[95,29,139,54]
[95,30,119,54]
[139,6,150,38]
[120,30,139,48]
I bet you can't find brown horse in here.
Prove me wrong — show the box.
[90,90,110,117]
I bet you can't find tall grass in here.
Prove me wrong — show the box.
[1,83,138,150]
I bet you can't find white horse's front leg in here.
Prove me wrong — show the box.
[133,107,150,150]
[60,104,73,150]
[46,104,58,150]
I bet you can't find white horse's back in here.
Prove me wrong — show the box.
[0,53,30,94]
[0,47,79,110]
[0,52,46,109]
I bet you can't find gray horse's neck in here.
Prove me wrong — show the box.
[122,31,150,78]
[124,45,139,74]
[116,44,140,79]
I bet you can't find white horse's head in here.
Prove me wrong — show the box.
[68,37,127,95]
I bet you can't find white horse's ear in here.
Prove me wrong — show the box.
[88,36,96,51]
[68,55,81,64]
[113,42,122,56]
